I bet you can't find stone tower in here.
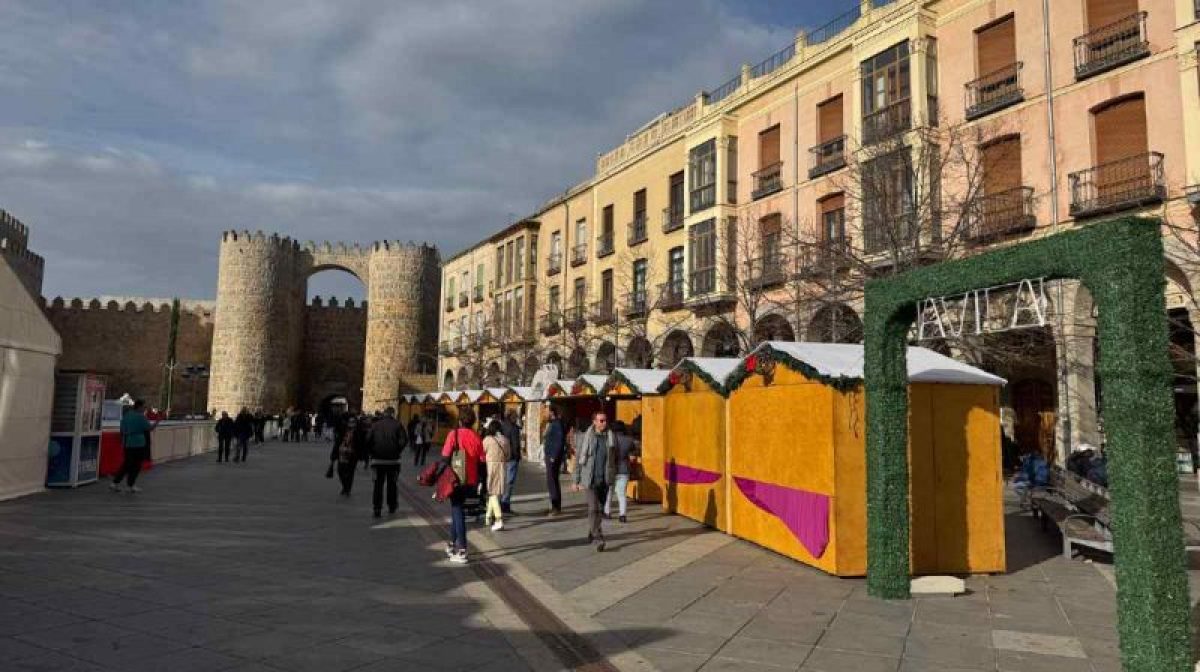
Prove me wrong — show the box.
[208,230,439,414]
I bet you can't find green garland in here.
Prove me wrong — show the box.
[724,344,864,394]
[657,360,733,396]
[863,217,1188,672]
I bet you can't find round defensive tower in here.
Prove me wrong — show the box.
[362,241,441,409]
[208,231,303,414]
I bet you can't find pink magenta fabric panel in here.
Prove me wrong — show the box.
[734,477,831,558]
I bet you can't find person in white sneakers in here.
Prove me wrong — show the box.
[482,418,511,532]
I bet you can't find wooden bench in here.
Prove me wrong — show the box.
[1030,466,1200,559]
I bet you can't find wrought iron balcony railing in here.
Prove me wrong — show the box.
[862,99,912,145]
[624,290,649,319]
[539,311,562,336]
[439,340,453,356]
[658,280,685,311]
[628,216,648,246]
[591,300,616,326]
[1074,12,1149,80]
[809,135,847,179]
[472,285,484,303]
[662,205,684,233]
[546,253,562,275]
[863,213,932,257]
[458,292,469,308]
[747,252,787,290]
[690,184,716,213]
[571,242,588,266]
[796,239,853,277]
[596,233,614,258]
[1068,152,1165,218]
[965,62,1023,120]
[965,186,1036,242]
[563,304,587,330]
[751,162,784,200]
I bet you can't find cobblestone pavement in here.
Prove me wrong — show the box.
[2,440,1196,671]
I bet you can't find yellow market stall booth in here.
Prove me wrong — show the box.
[660,358,741,531]
[601,369,670,503]
[725,342,1005,577]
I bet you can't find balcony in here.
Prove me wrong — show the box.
[539,312,562,336]
[593,232,612,258]
[747,252,787,290]
[439,340,453,356]
[662,205,684,233]
[564,305,587,330]
[571,242,588,267]
[809,136,847,179]
[444,296,455,312]
[452,337,467,354]
[472,285,484,303]
[591,300,616,326]
[863,215,940,260]
[862,99,912,145]
[624,290,649,319]
[1073,12,1149,80]
[965,187,1036,243]
[751,162,784,200]
[628,215,648,246]
[797,239,853,278]
[506,324,535,346]
[546,252,562,276]
[458,292,469,308]
[658,280,685,311]
[965,62,1024,120]
[690,184,716,213]
[1068,152,1165,218]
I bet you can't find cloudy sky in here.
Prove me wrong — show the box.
[0,0,844,301]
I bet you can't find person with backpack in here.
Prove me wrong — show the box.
[214,411,235,463]
[367,407,406,518]
[482,418,511,532]
[442,409,484,564]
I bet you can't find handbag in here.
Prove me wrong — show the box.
[417,461,442,486]
[433,430,463,502]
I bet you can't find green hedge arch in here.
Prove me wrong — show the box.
[863,217,1189,672]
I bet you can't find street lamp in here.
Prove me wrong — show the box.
[180,364,210,418]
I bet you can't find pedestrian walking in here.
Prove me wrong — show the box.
[109,400,163,493]
[336,416,361,496]
[367,407,406,518]
[289,410,303,442]
[604,420,639,523]
[215,411,235,462]
[572,410,617,552]
[499,411,522,514]
[276,412,287,441]
[315,414,326,442]
[233,407,254,462]
[542,406,567,516]
[253,409,266,444]
[442,409,484,564]
[482,419,511,531]
[408,414,428,467]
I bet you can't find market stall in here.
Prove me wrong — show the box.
[601,368,670,503]
[660,358,740,531]
[725,342,1005,576]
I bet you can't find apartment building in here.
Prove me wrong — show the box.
[439,0,1200,459]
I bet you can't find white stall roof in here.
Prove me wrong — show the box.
[576,374,609,393]
[609,368,671,395]
[666,357,743,391]
[505,386,535,400]
[757,342,1005,386]
[486,387,508,400]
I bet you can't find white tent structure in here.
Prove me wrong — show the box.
[0,258,60,500]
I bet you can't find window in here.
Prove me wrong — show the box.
[753,127,782,199]
[496,247,504,285]
[1069,94,1162,216]
[505,242,515,285]
[726,136,738,204]
[633,259,647,299]
[861,42,912,144]
[529,237,538,276]
[631,189,647,243]
[447,276,456,307]
[514,287,524,335]
[976,15,1016,76]
[549,285,560,313]
[573,278,586,307]
[666,171,685,230]
[689,139,717,213]
[668,247,684,286]
[811,96,846,178]
[601,270,614,314]
[514,237,524,281]
[689,219,717,295]
[549,231,562,273]
[926,38,939,126]
[599,207,613,255]
[820,194,846,243]
[968,16,1021,119]
[760,213,782,262]
[863,149,915,254]
[574,217,590,264]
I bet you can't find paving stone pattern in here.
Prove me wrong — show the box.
[2,440,1196,671]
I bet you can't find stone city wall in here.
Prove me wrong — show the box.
[43,298,216,412]
[301,296,367,412]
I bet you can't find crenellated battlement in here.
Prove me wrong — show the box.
[0,239,45,268]
[371,240,438,254]
[0,208,30,246]
[308,296,368,310]
[44,296,216,316]
[220,229,300,251]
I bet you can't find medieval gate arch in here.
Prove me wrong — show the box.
[207,230,439,413]
[863,218,1188,671]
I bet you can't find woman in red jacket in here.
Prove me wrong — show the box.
[442,409,485,564]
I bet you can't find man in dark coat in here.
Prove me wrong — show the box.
[542,406,567,516]
[233,407,255,463]
[215,411,235,462]
[499,411,522,514]
[366,407,407,518]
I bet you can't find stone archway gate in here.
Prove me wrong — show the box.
[863,218,1188,671]
[208,231,440,414]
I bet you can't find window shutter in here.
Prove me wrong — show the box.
[759,213,782,236]
[1094,96,1147,165]
[982,136,1023,194]
[759,126,781,167]
[976,16,1016,76]
[820,193,845,214]
[1086,0,1138,31]
[818,96,844,143]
